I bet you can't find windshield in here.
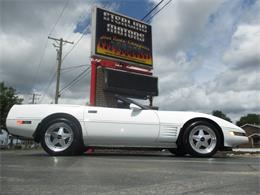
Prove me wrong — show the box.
[114,95,150,110]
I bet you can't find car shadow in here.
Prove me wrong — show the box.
[16,149,231,159]
[82,150,230,159]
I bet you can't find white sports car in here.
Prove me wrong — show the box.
[6,95,248,157]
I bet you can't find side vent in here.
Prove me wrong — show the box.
[158,126,178,142]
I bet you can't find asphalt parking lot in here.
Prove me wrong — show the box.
[1,149,259,195]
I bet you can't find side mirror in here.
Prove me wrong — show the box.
[129,103,142,111]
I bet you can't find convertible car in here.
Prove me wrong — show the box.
[6,95,248,157]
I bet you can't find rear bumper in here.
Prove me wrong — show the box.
[6,119,40,139]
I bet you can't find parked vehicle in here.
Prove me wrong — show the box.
[6,95,248,157]
[0,129,9,149]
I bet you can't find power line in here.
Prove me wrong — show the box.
[61,35,83,62]
[62,26,89,62]
[32,38,49,89]
[48,0,70,36]
[38,0,91,103]
[60,70,91,96]
[39,0,172,102]
[61,64,89,74]
[59,67,91,95]
[59,72,90,96]
[32,0,70,97]
[59,0,165,98]
[59,66,90,93]
[145,0,173,23]
[53,1,92,97]
[62,64,90,70]
[39,72,56,103]
[141,0,165,21]
[64,0,95,40]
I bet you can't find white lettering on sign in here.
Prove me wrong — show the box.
[107,24,145,42]
[103,11,147,42]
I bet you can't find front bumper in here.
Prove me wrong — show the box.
[223,128,249,147]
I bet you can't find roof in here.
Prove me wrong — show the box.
[241,124,260,129]
[248,133,260,138]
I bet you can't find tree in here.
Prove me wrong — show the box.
[212,110,232,123]
[236,114,260,127]
[0,82,23,131]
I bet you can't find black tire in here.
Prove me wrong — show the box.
[40,117,85,156]
[182,121,221,157]
[169,148,186,157]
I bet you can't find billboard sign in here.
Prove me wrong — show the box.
[104,68,158,98]
[91,7,153,69]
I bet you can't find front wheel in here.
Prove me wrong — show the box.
[41,117,85,156]
[183,121,221,157]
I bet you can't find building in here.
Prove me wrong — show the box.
[239,124,260,148]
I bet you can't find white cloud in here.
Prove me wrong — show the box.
[151,0,225,56]
[0,0,105,104]
[150,0,260,121]
[223,24,260,69]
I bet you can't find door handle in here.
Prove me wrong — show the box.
[88,110,97,114]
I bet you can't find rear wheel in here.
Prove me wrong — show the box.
[183,121,221,157]
[41,117,85,156]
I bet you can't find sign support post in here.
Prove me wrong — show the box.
[90,60,97,106]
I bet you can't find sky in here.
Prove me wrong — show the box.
[0,0,259,122]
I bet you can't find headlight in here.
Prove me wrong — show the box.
[229,131,246,136]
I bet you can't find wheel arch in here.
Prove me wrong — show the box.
[33,113,83,143]
[177,117,224,149]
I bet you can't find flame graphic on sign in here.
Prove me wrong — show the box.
[96,37,152,66]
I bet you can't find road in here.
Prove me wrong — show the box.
[1,149,259,195]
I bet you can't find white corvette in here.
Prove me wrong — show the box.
[6,95,248,157]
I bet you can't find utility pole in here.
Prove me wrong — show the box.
[48,36,73,104]
[30,93,41,104]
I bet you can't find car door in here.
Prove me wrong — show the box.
[84,106,160,146]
